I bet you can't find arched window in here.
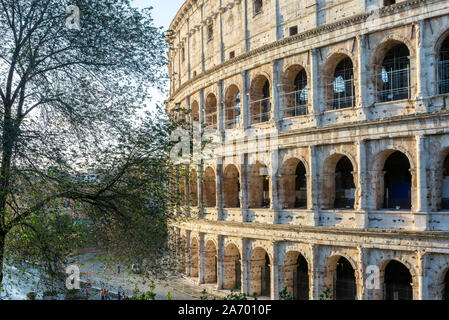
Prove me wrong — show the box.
[442,153,449,210]
[384,0,395,6]
[377,43,410,102]
[224,85,241,129]
[335,257,356,300]
[383,151,411,210]
[250,76,271,124]
[438,35,449,94]
[327,57,355,110]
[205,93,217,130]
[254,0,263,16]
[384,260,413,300]
[334,157,355,209]
[282,67,308,118]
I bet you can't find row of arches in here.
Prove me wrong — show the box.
[182,238,442,300]
[181,35,449,127]
[192,149,436,211]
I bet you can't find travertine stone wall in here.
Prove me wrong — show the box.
[168,0,449,299]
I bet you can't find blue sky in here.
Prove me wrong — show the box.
[129,1,186,113]
[131,0,186,30]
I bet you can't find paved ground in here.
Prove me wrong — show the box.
[71,251,215,300]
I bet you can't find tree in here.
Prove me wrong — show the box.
[0,0,181,292]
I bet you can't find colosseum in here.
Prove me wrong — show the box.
[166,0,449,300]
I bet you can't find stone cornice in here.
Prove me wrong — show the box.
[168,0,430,103]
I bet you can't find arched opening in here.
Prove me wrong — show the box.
[281,158,307,209]
[248,162,270,208]
[224,244,241,290]
[191,100,199,122]
[253,0,263,15]
[223,165,240,208]
[205,93,217,129]
[205,241,217,283]
[250,75,271,124]
[224,85,241,129]
[335,257,356,300]
[384,0,395,6]
[326,56,355,110]
[438,35,449,94]
[250,248,271,297]
[203,167,216,207]
[282,252,309,300]
[442,153,449,210]
[189,169,198,206]
[383,151,411,210]
[334,157,356,209]
[190,238,199,277]
[443,269,449,300]
[384,260,413,300]
[282,66,308,118]
[376,43,410,102]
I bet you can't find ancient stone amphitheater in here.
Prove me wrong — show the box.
[167,0,449,300]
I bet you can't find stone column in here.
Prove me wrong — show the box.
[355,140,368,228]
[309,49,320,127]
[308,145,319,226]
[356,34,369,121]
[216,158,224,220]
[241,239,249,295]
[415,135,429,231]
[417,250,428,300]
[242,70,250,128]
[272,60,281,123]
[198,233,206,284]
[310,244,319,300]
[185,231,191,276]
[240,153,249,222]
[357,247,367,300]
[414,20,428,113]
[216,236,224,289]
[218,80,225,135]
[271,242,280,300]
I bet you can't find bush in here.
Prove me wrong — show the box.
[26,292,37,300]
[279,287,293,300]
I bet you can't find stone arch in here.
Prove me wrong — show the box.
[205,93,217,129]
[223,243,242,290]
[281,64,309,117]
[248,161,270,208]
[435,30,449,94]
[436,147,449,210]
[321,153,357,209]
[323,254,358,300]
[203,166,216,207]
[280,158,308,209]
[372,39,411,102]
[249,74,271,124]
[224,84,241,129]
[282,251,310,300]
[190,237,199,277]
[379,259,415,300]
[249,247,271,297]
[441,266,449,300]
[323,52,356,110]
[370,149,414,210]
[223,164,240,208]
[205,240,218,283]
[191,100,199,122]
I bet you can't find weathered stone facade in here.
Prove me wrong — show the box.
[167,0,449,299]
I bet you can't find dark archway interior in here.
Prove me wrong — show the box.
[295,255,309,300]
[334,157,355,209]
[383,151,411,210]
[379,43,410,102]
[335,257,356,300]
[295,161,307,208]
[443,153,449,210]
[261,253,271,297]
[384,0,395,6]
[439,36,449,94]
[263,175,270,208]
[294,69,308,106]
[384,260,413,300]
